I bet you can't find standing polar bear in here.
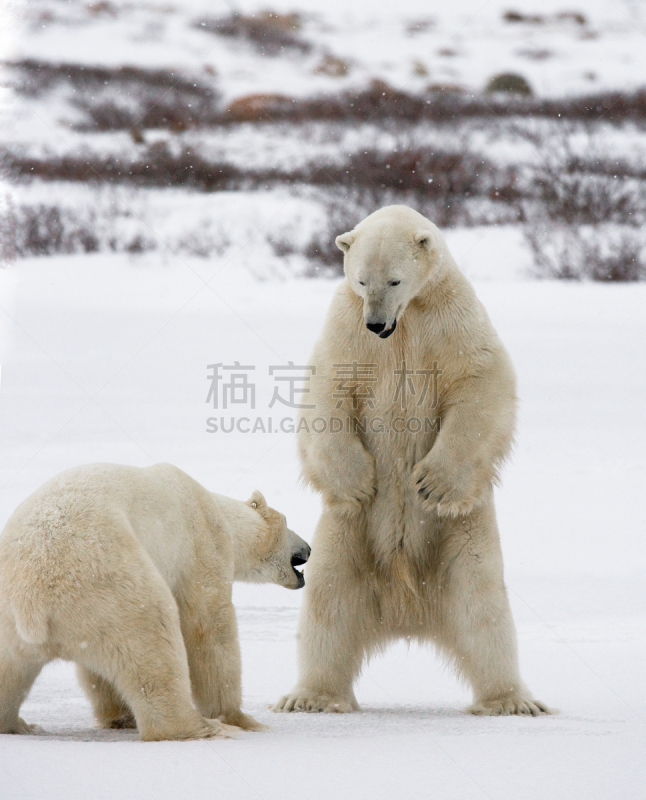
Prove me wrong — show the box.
[274,205,549,716]
[0,463,310,740]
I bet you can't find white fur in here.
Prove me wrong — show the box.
[0,463,309,740]
[274,206,550,717]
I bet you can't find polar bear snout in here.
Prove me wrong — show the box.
[366,319,397,339]
[291,544,310,567]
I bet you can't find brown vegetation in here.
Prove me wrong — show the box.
[194,11,311,56]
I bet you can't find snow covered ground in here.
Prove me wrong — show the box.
[0,242,645,799]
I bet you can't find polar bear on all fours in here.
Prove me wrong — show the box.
[0,463,310,741]
[274,205,550,717]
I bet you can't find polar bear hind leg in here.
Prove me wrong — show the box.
[0,615,48,734]
[273,508,375,714]
[77,668,136,729]
[436,504,552,716]
[72,561,238,741]
[0,654,47,734]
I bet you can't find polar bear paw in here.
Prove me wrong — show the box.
[469,696,552,716]
[1,717,45,735]
[220,710,269,732]
[325,471,377,514]
[329,488,376,516]
[316,444,376,514]
[413,458,483,518]
[140,718,240,742]
[272,691,356,714]
[199,719,241,739]
[103,714,137,729]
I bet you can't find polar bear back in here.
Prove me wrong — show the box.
[0,463,232,597]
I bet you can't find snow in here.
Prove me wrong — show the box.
[5,0,646,101]
[1,250,645,799]
[5,0,646,164]
[4,0,646,273]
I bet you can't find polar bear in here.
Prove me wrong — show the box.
[0,463,310,740]
[274,205,549,717]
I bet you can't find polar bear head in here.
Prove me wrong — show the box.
[336,205,450,339]
[241,491,311,590]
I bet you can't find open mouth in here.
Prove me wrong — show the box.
[379,319,397,339]
[291,554,307,588]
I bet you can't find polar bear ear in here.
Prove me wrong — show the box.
[414,230,434,250]
[335,232,355,253]
[247,490,269,518]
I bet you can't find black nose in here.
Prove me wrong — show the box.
[366,322,386,335]
[291,544,311,567]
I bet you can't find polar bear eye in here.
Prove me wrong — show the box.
[359,281,366,286]
[389,280,401,287]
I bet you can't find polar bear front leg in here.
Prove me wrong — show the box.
[413,369,516,519]
[182,600,267,732]
[299,411,377,513]
[77,668,136,729]
[273,509,374,713]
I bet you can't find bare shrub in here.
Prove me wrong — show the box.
[11,127,643,240]
[503,10,586,25]
[217,83,646,126]
[525,223,646,281]
[267,232,299,258]
[521,125,646,225]
[556,11,587,25]
[314,55,350,77]
[587,237,645,281]
[195,11,311,56]
[10,60,216,101]
[11,58,646,130]
[282,144,521,227]
[503,10,545,23]
[3,143,244,191]
[533,172,639,225]
[174,221,231,258]
[7,60,220,132]
[521,124,646,280]
[1,201,108,258]
[299,146,509,199]
[292,191,378,275]
[76,97,217,133]
[2,141,519,226]
[123,234,155,254]
[0,197,237,261]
